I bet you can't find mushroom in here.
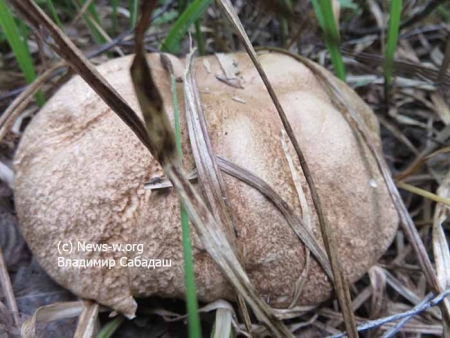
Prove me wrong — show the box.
[13,52,398,318]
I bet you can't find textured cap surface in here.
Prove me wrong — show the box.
[14,52,398,317]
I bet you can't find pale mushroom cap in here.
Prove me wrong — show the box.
[14,52,398,317]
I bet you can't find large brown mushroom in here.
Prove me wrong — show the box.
[13,52,398,318]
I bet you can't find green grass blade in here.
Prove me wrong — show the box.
[112,0,119,34]
[311,0,324,28]
[0,0,44,106]
[84,0,102,26]
[384,0,402,88]
[279,0,293,46]
[170,68,201,338]
[171,76,183,158]
[312,0,346,81]
[129,0,138,28]
[162,0,211,53]
[46,0,63,28]
[74,0,106,44]
[180,207,201,338]
[194,20,205,55]
[96,316,125,338]
[438,6,450,22]
[178,0,188,11]
[84,0,105,43]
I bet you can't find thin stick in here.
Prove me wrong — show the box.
[331,289,450,337]
[381,293,434,338]
[0,247,19,327]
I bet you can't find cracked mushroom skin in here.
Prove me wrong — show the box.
[14,52,398,318]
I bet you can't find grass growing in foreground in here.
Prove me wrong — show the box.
[111,0,119,35]
[312,0,346,81]
[168,60,202,338]
[384,0,403,93]
[162,0,211,53]
[73,0,106,44]
[129,0,139,29]
[194,19,205,55]
[45,0,63,28]
[96,316,125,338]
[0,0,44,106]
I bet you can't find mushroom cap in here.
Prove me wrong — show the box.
[14,52,398,317]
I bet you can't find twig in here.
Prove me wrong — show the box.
[0,247,19,327]
[330,288,450,337]
[381,293,434,338]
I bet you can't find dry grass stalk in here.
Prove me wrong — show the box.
[397,123,450,181]
[70,0,95,26]
[368,266,387,320]
[342,48,450,88]
[180,47,252,333]
[214,0,358,336]
[0,62,66,143]
[438,34,450,86]
[0,160,13,189]
[71,0,124,56]
[214,308,233,338]
[430,92,450,125]
[378,115,419,155]
[183,48,237,248]
[0,246,18,327]
[384,269,441,319]
[215,156,333,280]
[280,130,312,309]
[432,171,450,335]
[395,145,450,181]
[398,181,450,207]
[74,300,100,338]
[22,301,85,338]
[324,290,372,331]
